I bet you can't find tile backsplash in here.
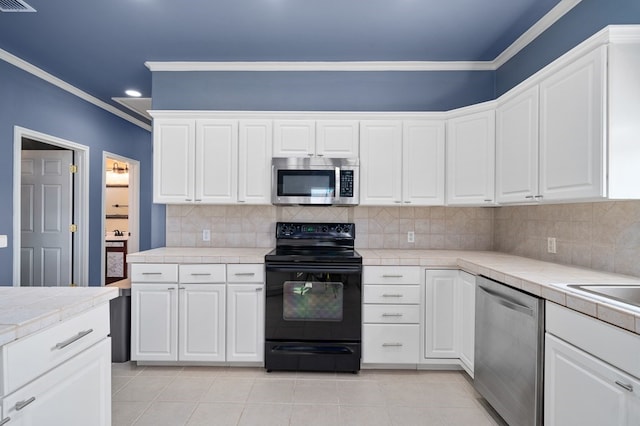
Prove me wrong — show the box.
[166,201,640,277]
[165,205,495,250]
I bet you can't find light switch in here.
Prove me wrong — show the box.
[0,235,7,248]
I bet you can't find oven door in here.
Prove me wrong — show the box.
[265,263,361,343]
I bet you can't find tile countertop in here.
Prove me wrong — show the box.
[360,249,640,335]
[0,287,119,347]
[126,247,272,264]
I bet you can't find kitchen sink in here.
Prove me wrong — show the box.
[566,284,640,309]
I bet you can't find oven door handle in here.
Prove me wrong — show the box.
[270,344,354,355]
[266,264,362,274]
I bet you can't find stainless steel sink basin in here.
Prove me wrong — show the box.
[566,284,640,309]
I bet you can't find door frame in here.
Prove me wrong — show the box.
[13,126,89,287]
[101,151,140,285]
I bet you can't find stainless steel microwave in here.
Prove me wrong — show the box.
[272,157,359,205]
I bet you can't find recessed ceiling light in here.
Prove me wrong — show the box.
[125,89,142,97]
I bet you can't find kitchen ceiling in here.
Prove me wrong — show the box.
[0,0,563,123]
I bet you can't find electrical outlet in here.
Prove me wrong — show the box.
[407,231,415,243]
[547,237,557,254]
[202,229,211,242]
[0,235,6,248]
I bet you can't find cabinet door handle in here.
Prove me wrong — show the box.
[168,287,176,291]
[53,329,93,351]
[185,198,192,202]
[179,287,186,290]
[235,272,256,276]
[382,294,403,298]
[524,195,534,199]
[255,288,263,292]
[403,201,411,204]
[382,313,403,317]
[0,416,11,425]
[484,199,492,202]
[534,195,543,199]
[394,200,402,204]
[15,396,36,411]
[382,343,403,347]
[615,381,634,392]
[382,274,403,278]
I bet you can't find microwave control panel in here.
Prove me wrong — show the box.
[339,170,354,197]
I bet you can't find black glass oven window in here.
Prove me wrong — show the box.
[283,281,343,321]
[277,170,335,197]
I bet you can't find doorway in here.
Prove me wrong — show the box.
[13,127,89,286]
[101,152,140,285]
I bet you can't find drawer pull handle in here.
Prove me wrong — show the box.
[382,294,403,298]
[382,275,403,278]
[141,272,162,275]
[15,397,36,411]
[615,381,634,392]
[235,272,256,276]
[0,417,11,425]
[382,343,403,347]
[168,287,176,291]
[53,329,93,351]
[179,287,185,290]
[190,273,212,276]
[256,288,263,292]
[382,313,403,317]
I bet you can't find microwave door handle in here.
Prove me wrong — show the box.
[335,167,340,198]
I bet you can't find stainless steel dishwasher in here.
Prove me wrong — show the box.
[474,275,545,426]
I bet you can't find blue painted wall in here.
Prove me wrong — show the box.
[0,60,160,286]
[152,71,495,111]
[496,0,640,96]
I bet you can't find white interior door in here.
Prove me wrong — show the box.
[21,150,73,286]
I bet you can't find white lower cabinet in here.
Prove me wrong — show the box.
[458,271,475,375]
[363,324,419,364]
[131,263,264,365]
[545,334,640,425]
[2,338,111,426]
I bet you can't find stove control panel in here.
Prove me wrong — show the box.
[276,222,355,239]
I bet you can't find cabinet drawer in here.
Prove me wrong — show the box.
[179,264,225,283]
[363,285,420,304]
[131,263,178,283]
[363,305,420,324]
[1,303,110,395]
[363,266,420,284]
[363,324,419,364]
[226,264,264,283]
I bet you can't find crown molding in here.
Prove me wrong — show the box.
[145,61,495,72]
[0,48,151,131]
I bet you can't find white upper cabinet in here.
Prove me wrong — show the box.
[316,120,360,157]
[273,119,359,157]
[153,118,196,203]
[238,120,273,204]
[539,46,606,201]
[496,86,540,203]
[446,109,496,205]
[196,119,239,203]
[359,120,403,205]
[403,121,446,205]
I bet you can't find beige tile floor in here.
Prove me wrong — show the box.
[112,363,505,426]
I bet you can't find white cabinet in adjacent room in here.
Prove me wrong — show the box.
[360,120,445,206]
[539,46,605,201]
[496,86,540,203]
[446,109,496,205]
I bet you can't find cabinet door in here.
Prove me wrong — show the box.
[2,338,111,426]
[496,86,540,203]
[424,270,459,359]
[403,120,446,205]
[196,119,238,203]
[539,46,606,201]
[359,120,403,205]
[131,283,178,361]
[226,284,265,363]
[179,284,226,362]
[238,120,272,204]
[316,120,359,157]
[458,271,475,376]
[545,333,640,426]
[273,120,316,157]
[153,118,195,203]
[446,110,496,205]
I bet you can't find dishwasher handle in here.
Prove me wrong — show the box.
[478,285,535,317]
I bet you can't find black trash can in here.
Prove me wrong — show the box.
[109,286,131,363]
